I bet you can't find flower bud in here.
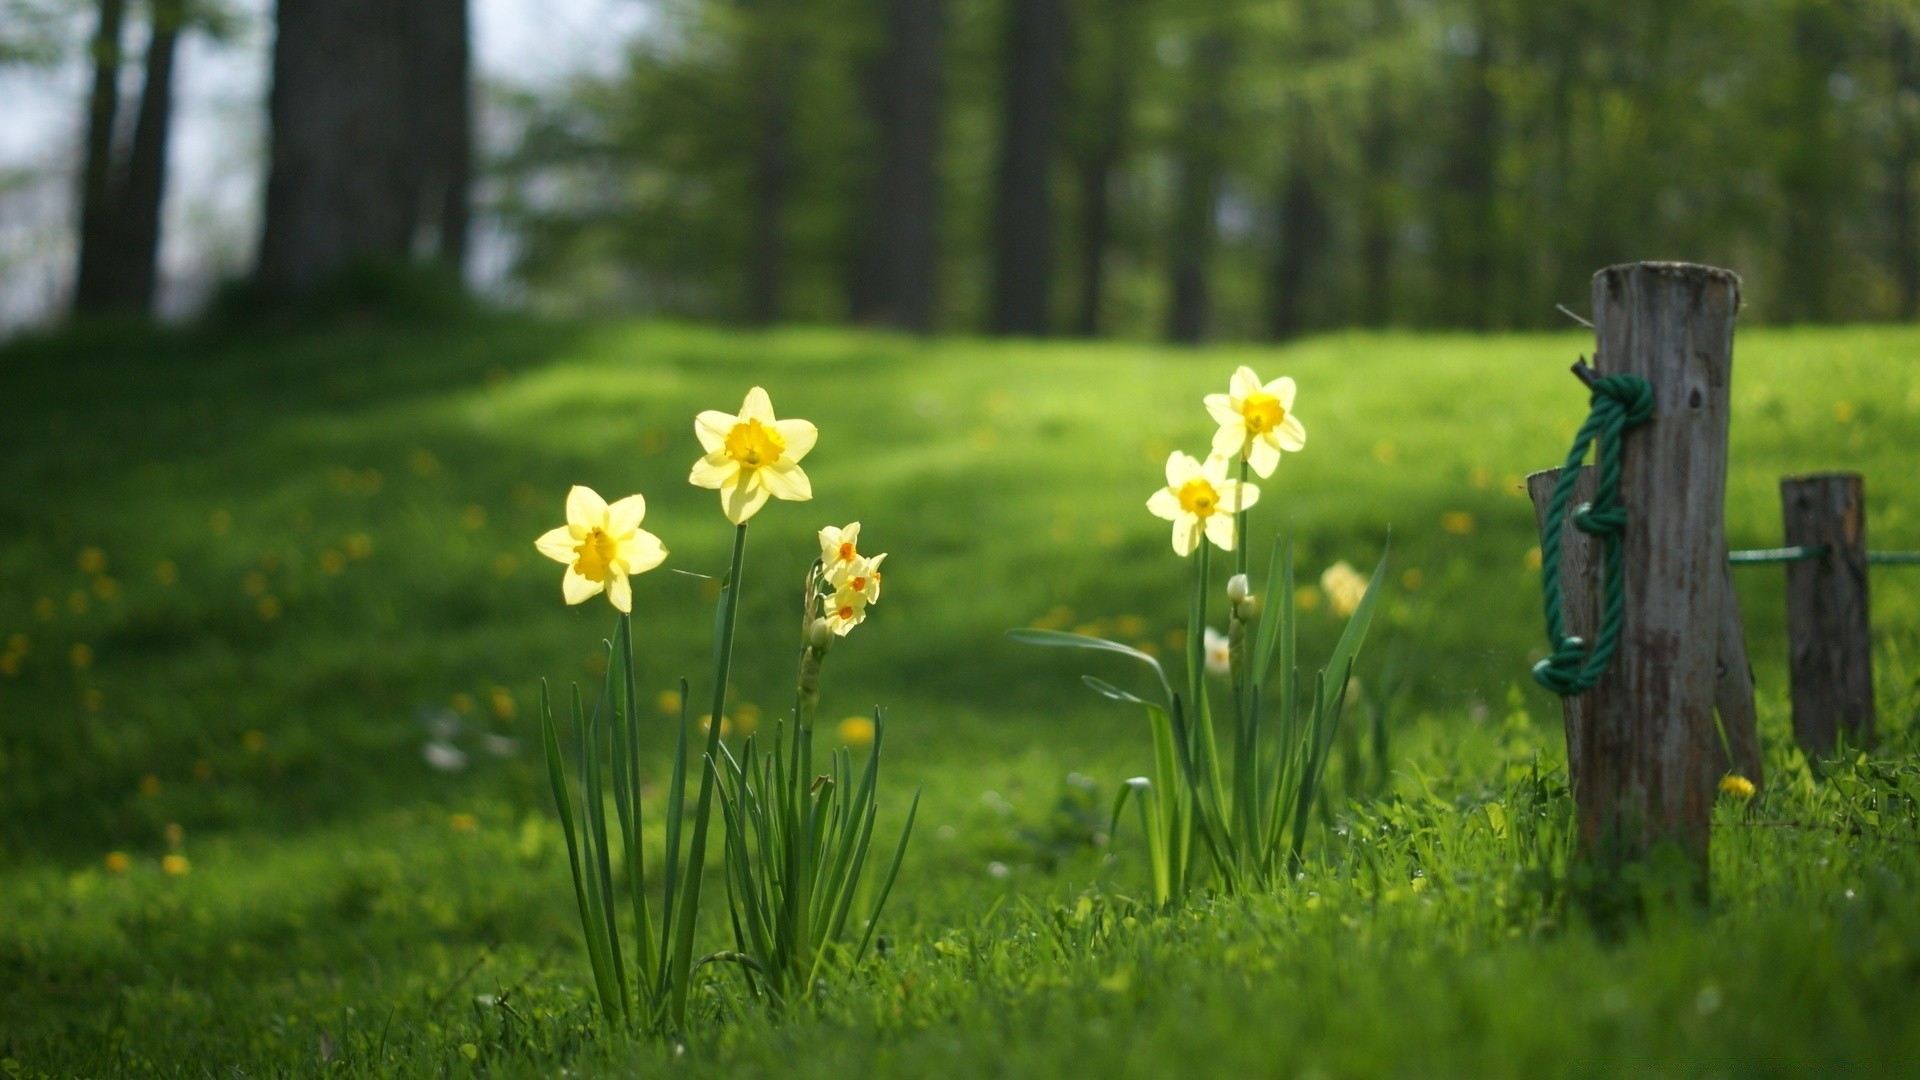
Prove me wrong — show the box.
[1226,573,1250,603]
[1235,594,1260,621]
[807,617,835,652]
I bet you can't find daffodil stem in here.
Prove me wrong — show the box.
[668,520,749,1030]
[1236,455,1250,579]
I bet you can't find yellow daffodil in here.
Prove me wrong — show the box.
[819,522,862,570]
[1320,561,1369,618]
[690,387,817,524]
[533,485,668,614]
[1205,366,1306,477]
[828,552,886,602]
[1146,452,1258,556]
[823,584,872,636]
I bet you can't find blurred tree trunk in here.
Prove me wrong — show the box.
[256,0,470,292]
[1889,12,1919,320]
[1265,120,1328,341]
[1068,0,1139,338]
[1165,30,1231,344]
[988,0,1063,336]
[112,0,184,312]
[1356,2,1400,328]
[744,0,798,326]
[849,0,944,332]
[1777,0,1848,323]
[1435,2,1497,330]
[72,0,126,313]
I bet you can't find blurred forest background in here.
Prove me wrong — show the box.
[3,0,1919,339]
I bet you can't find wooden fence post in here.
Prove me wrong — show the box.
[1529,467,1763,801]
[1581,261,1739,899]
[1781,472,1875,752]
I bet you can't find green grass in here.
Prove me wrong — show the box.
[2,316,1919,1075]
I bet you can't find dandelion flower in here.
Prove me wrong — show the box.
[690,387,817,524]
[1146,452,1258,557]
[1320,561,1370,618]
[533,485,668,614]
[1719,775,1756,800]
[1203,627,1230,676]
[839,715,875,748]
[1205,366,1306,477]
[161,854,190,876]
[104,851,130,873]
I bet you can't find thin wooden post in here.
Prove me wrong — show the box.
[1530,467,1763,798]
[1781,472,1875,752]
[1582,261,1739,898]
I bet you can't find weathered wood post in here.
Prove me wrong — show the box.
[1529,466,1763,796]
[1781,472,1875,752]
[1548,262,1739,906]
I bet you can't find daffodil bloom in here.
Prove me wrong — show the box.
[1320,560,1369,618]
[1146,452,1258,556]
[1205,366,1306,478]
[1204,626,1230,676]
[691,387,817,524]
[823,584,872,636]
[533,485,668,614]
[828,552,886,602]
[819,522,861,570]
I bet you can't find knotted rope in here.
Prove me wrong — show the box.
[1533,372,1655,696]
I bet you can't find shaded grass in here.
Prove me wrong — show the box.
[1,316,1918,1075]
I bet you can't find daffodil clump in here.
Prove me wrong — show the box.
[1015,365,1387,907]
[530,387,914,1036]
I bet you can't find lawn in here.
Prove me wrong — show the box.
[2,315,1919,1076]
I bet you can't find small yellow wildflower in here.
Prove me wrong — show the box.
[243,572,268,597]
[733,701,761,736]
[533,485,669,614]
[1204,366,1306,478]
[1294,585,1322,612]
[343,533,374,559]
[78,547,108,574]
[449,813,478,832]
[1320,561,1369,618]
[91,577,120,601]
[258,596,282,621]
[657,689,683,714]
[70,643,94,670]
[838,715,876,748]
[161,854,190,876]
[139,774,162,796]
[1719,775,1756,800]
[1524,547,1543,571]
[104,851,130,874]
[690,387,817,524]
[1401,568,1424,591]
[0,654,18,677]
[34,597,57,620]
[320,550,347,575]
[1441,511,1476,535]
[460,504,488,530]
[1146,451,1258,557]
[490,686,516,721]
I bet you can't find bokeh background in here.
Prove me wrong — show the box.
[2,0,1918,336]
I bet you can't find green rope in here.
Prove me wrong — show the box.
[1726,546,1920,565]
[1534,373,1656,697]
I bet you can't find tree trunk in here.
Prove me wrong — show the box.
[72,0,126,314]
[988,0,1064,336]
[1358,74,1396,328]
[111,0,184,313]
[743,0,798,326]
[1165,30,1231,345]
[257,0,471,292]
[1266,122,1328,341]
[850,0,944,332]
[1889,14,1919,320]
[1436,5,1497,329]
[1069,0,1139,337]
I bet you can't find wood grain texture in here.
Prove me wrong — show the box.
[1714,559,1764,787]
[1584,261,1739,886]
[1527,466,1597,799]
[1781,472,1876,752]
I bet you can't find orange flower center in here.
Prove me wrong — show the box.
[725,419,786,468]
[572,527,618,582]
[837,541,856,562]
[850,575,869,591]
[1177,478,1221,518]
[1240,392,1285,435]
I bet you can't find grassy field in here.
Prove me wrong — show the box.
[2,315,1919,1076]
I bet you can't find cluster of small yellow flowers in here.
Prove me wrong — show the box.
[818,522,888,636]
[1320,561,1369,618]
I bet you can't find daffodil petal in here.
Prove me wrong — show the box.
[608,572,632,614]
[567,485,609,529]
[1277,415,1306,451]
[618,530,668,575]
[1165,451,1200,487]
[1230,366,1261,399]
[1211,423,1247,457]
[562,568,604,605]
[1268,376,1297,411]
[760,460,812,501]
[773,418,817,461]
[1203,394,1240,428]
[607,494,647,536]
[1201,453,1233,485]
[1204,512,1238,552]
[534,525,577,564]
[1221,478,1260,513]
[695,410,735,452]
[740,386,776,423]
[1172,517,1200,557]
[722,475,772,524]
[1146,488,1182,521]
[1248,437,1280,477]
[689,452,738,490]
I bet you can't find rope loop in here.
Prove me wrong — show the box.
[1534,372,1655,697]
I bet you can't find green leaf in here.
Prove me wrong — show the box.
[1006,628,1172,704]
